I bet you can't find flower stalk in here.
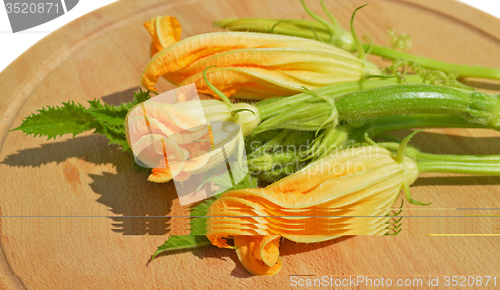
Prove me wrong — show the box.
[246,112,497,181]
[215,2,500,82]
[376,141,500,175]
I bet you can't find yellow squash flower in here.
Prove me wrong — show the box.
[141,16,380,100]
[206,145,418,275]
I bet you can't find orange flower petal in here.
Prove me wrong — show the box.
[234,236,282,276]
[140,31,364,94]
[156,16,181,48]
[143,18,161,54]
[144,15,182,56]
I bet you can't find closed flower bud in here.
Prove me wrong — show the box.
[125,98,259,183]
[230,103,260,136]
[141,16,380,100]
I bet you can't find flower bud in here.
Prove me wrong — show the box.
[231,103,260,136]
[141,16,380,100]
[125,98,256,183]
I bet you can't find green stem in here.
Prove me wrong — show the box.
[203,66,232,106]
[417,153,500,163]
[396,130,422,163]
[214,18,333,40]
[417,161,500,175]
[373,134,500,176]
[367,44,500,81]
[300,0,337,34]
[320,0,339,27]
[379,142,500,164]
[350,4,367,61]
[216,17,500,81]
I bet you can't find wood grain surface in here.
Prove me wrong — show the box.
[1,0,500,289]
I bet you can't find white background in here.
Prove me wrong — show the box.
[0,0,499,73]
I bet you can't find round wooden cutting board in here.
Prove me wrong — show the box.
[1,0,500,289]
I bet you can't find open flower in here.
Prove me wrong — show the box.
[205,145,418,275]
[141,16,380,100]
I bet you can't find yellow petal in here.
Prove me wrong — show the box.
[143,18,161,54]
[205,146,418,255]
[177,65,360,100]
[234,236,282,276]
[140,31,365,94]
[144,15,182,56]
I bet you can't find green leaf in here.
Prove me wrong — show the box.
[93,124,130,152]
[189,194,220,235]
[88,99,129,129]
[10,89,152,153]
[130,88,152,106]
[151,235,211,259]
[87,89,152,129]
[10,101,98,140]
[90,90,152,151]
